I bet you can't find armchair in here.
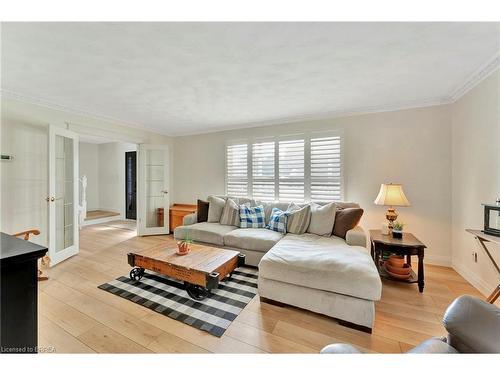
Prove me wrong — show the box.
[321,295,500,353]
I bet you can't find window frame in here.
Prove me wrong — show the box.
[224,130,344,202]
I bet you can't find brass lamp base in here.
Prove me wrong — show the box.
[386,207,398,229]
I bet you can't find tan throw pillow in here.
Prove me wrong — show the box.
[207,195,226,222]
[219,198,240,226]
[307,202,336,236]
[332,208,364,239]
[286,203,311,235]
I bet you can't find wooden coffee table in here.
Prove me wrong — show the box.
[127,244,245,300]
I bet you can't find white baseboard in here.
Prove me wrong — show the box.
[425,254,452,267]
[452,261,495,297]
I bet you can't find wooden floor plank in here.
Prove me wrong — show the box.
[39,319,95,353]
[39,291,98,337]
[77,324,152,353]
[225,320,317,353]
[142,311,266,353]
[64,292,163,347]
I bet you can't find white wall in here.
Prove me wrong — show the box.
[0,118,48,247]
[98,142,136,217]
[174,105,453,265]
[79,142,99,210]
[451,69,500,297]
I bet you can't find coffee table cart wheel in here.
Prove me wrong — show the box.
[130,267,145,281]
[184,282,209,301]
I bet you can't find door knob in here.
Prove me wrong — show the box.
[46,196,55,202]
[162,190,168,194]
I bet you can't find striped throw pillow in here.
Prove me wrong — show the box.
[219,198,240,226]
[286,203,311,235]
[267,207,288,234]
[239,205,266,228]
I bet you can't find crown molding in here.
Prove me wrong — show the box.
[173,96,452,137]
[0,89,173,137]
[449,52,500,102]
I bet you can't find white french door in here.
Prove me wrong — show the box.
[48,125,79,265]
[137,144,169,236]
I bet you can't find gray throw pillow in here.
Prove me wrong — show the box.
[207,195,226,222]
[307,202,337,236]
[286,202,311,235]
[219,198,240,226]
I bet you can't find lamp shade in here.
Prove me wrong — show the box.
[374,183,410,207]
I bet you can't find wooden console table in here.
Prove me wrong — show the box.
[465,229,500,304]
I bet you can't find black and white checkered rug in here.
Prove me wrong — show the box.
[98,267,258,337]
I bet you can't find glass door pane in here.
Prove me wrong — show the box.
[55,135,74,252]
[137,144,169,236]
[145,149,165,228]
[49,125,79,266]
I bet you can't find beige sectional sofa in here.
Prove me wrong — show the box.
[174,196,382,332]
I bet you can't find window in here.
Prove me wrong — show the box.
[310,136,342,201]
[225,143,248,197]
[252,142,275,201]
[225,133,342,202]
[279,139,304,202]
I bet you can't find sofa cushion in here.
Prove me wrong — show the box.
[307,202,336,236]
[258,201,290,224]
[333,208,364,239]
[258,233,382,301]
[207,195,225,222]
[267,207,289,234]
[224,228,284,252]
[174,222,237,246]
[239,205,266,228]
[287,203,311,235]
[220,198,240,226]
[196,199,209,223]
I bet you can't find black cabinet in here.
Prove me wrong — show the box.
[0,232,48,354]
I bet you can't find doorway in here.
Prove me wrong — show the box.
[125,151,137,220]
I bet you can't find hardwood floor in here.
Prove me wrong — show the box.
[38,221,486,353]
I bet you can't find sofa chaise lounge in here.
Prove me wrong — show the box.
[174,195,382,332]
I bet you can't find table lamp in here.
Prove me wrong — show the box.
[374,183,410,230]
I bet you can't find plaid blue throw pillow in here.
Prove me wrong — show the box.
[239,205,266,228]
[267,207,288,234]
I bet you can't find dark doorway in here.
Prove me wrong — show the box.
[125,151,137,220]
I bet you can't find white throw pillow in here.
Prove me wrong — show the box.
[219,198,240,226]
[207,195,226,223]
[307,202,337,236]
[286,202,311,235]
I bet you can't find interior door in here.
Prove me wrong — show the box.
[137,144,169,236]
[48,125,79,265]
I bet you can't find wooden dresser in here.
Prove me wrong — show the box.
[169,204,197,233]
[1,232,48,353]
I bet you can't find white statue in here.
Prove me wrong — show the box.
[78,175,88,228]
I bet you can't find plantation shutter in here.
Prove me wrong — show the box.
[278,139,305,202]
[225,143,248,197]
[252,141,275,201]
[310,136,342,201]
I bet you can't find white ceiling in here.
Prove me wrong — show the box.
[1,22,499,136]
